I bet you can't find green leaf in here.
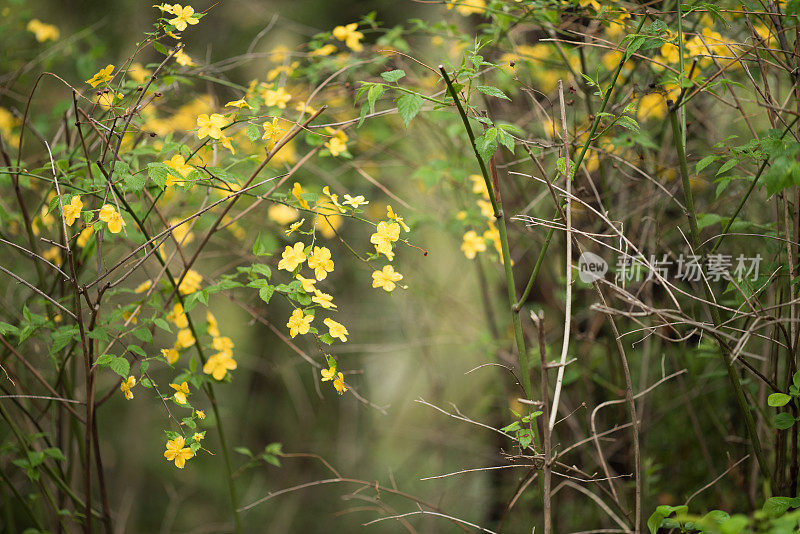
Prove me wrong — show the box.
[716,158,738,176]
[696,155,719,173]
[556,157,567,177]
[246,123,260,142]
[253,232,276,256]
[43,447,67,461]
[367,84,385,113]
[763,496,795,518]
[774,412,796,430]
[477,85,511,100]
[235,447,253,457]
[127,344,147,358]
[768,393,792,407]
[154,41,168,56]
[95,354,130,378]
[131,327,152,343]
[396,93,423,127]
[380,69,406,82]
[259,285,275,304]
[153,318,172,333]
[647,505,688,534]
[615,115,640,133]
[147,162,173,190]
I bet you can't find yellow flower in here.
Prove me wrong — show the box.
[333,372,348,395]
[27,19,60,42]
[174,48,196,67]
[308,246,334,281]
[219,135,235,155]
[42,246,61,267]
[178,269,203,294]
[448,0,487,15]
[278,242,307,272]
[77,227,93,248]
[295,274,317,293]
[164,436,194,468]
[122,310,139,324]
[170,381,190,404]
[262,117,282,142]
[203,352,237,380]
[292,182,311,209]
[212,336,234,355]
[461,230,486,259]
[86,65,115,88]
[127,62,152,84]
[167,303,189,328]
[196,113,229,140]
[192,432,204,441]
[477,199,494,219]
[268,204,299,225]
[176,328,196,349]
[206,311,220,337]
[134,280,153,293]
[286,218,305,235]
[312,290,337,309]
[325,131,348,156]
[637,93,667,121]
[62,196,83,226]
[263,86,292,108]
[168,217,194,244]
[320,366,336,381]
[332,23,364,52]
[286,308,313,338]
[343,194,368,208]
[120,376,136,400]
[168,4,199,31]
[225,98,251,109]
[310,44,337,56]
[162,348,180,365]
[196,409,205,419]
[295,101,317,115]
[98,204,125,234]
[469,174,489,198]
[372,265,403,292]
[323,318,348,342]
[386,205,410,232]
[370,221,400,259]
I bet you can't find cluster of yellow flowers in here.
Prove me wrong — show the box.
[60,195,126,234]
[26,18,59,42]
[460,175,504,262]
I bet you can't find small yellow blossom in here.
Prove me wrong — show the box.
[325,131,348,156]
[321,186,345,212]
[386,205,410,232]
[174,48,197,67]
[287,308,313,338]
[343,194,368,208]
[120,376,136,400]
[286,218,305,235]
[447,0,487,15]
[469,174,489,198]
[164,153,194,187]
[292,183,311,209]
[333,372,348,394]
[332,23,364,52]
[196,409,206,419]
[219,135,235,155]
[62,196,83,226]
[98,204,125,234]
[42,247,61,267]
[27,19,60,42]
[192,432,204,441]
[372,265,403,292]
[176,328,196,349]
[323,318,348,342]
[134,280,153,293]
[122,309,139,324]
[168,4,199,31]
[206,311,220,337]
[225,98,251,109]
[196,113,229,140]
[162,348,180,365]
[310,44,337,56]
[86,65,115,88]
[308,246,334,281]
[321,366,336,381]
[370,221,400,259]
[262,117,282,142]
[178,269,203,294]
[278,242,307,272]
[77,227,93,248]
[203,352,237,380]
[312,290,337,309]
[268,204,299,225]
[461,230,486,259]
[263,86,292,108]
[170,381,190,404]
[167,303,189,328]
[212,336,234,355]
[294,101,317,114]
[296,274,317,293]
[164,436,194,468]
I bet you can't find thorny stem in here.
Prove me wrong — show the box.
[439,65,530,398]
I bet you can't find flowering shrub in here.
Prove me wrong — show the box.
[3,0,800,532]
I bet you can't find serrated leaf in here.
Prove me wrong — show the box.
[696,155,719,173]
[716,158,738,176]
[477,85,510,100]
[380,69,406,82]
[367,84,385,113]
[397,93,423,127]
[246,123,260,142]
[259,285,275,304]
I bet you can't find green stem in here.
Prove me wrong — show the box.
[513,225,555,312]
[668,107,771,485]
[439,66,530,398]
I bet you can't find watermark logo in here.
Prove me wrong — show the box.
[578,251,608,283]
